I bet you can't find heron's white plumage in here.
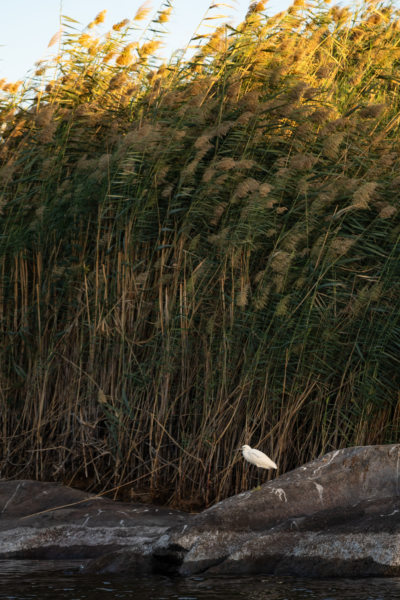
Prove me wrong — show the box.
[241,444,277,469]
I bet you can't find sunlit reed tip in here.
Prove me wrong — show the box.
[48,29,62,48]
[94,10,107,25]
[247,1,267,17]
[78,33,93,48]
[134,1,152,21]
[112,18,130,31]
[139,40,162,57]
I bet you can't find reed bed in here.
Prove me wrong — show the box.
[0,0,399,508]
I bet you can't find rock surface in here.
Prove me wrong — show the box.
[0,480,190,561]
[2,445,400,577]
[158,444,400,577]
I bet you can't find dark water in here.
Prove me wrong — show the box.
[0,561,400,600]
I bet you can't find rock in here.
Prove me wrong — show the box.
[159,444,400,577]
[0,480,190,561]
[202,497,400,577]
[2,445,400,578]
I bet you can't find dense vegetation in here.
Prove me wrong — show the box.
[0,0,399,508]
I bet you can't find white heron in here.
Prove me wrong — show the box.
[241,444,277,470]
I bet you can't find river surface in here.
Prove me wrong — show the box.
[0,561,400,600]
